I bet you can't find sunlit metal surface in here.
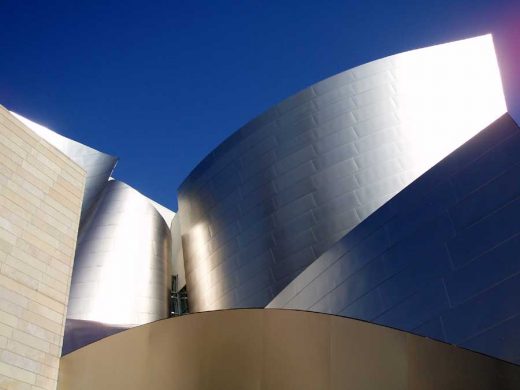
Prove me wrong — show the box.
[10,111,118,219]
[150,198,176,226]
[267,114,520,364]
[177,35,506,312]
[10,113,176,336]
[67,179,171,326]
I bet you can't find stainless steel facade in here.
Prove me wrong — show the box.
[176,35,506,312]
[268,114,520,364]
[12,112,175,352]
[6,34,515,365]
[11,111,118,219]
[67,179,171,326]
[171,215,187,289]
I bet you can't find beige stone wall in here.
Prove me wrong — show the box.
[0,106,85,390]
[59,309,520,390]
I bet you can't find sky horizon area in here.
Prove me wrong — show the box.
[1,0,519,210]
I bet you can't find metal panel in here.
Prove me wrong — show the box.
[58,309,520,390]
[171,214,186,289]
[10,111,118,219]
[268,114,520,364]
[67,180,171,326]
[177,35,507,312]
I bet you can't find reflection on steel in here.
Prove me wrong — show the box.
[62,319,129,356]
[67,180,171,326]
[176,35,506,312]
[267,114,520,364]
[11,112,118,219]
[9,112,176,351]
[171,215,186,289]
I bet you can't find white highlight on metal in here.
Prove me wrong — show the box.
[10,111,118,217]
[392,34,506,173]
[68,180,171,326]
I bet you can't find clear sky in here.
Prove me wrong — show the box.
[1,0,519,210]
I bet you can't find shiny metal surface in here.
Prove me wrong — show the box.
[63,319,129,355]
[10,112,177,348]
[171,214,186,289]
[67,179,171,326]
[176,35,506,312]
[11,111,118,219]
[268,114,520,364]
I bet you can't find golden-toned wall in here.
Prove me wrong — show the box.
[59,309,520,390]
[0,106,85,390]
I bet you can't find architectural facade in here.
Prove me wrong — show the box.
[0,106,85,390]
[57,309,520,390]
[268,113,520,364]
[1,34,520,389]
[5,111,176,357]
[177,34,506,312]
[11,113,118,221]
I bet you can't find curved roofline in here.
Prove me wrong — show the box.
[10,110,118,161]
[177,34,495,192]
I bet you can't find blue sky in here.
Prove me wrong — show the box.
[1,0,519,210]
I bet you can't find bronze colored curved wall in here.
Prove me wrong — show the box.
[58,309,520,390]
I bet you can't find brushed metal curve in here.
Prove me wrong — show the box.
[171,215,186,290]
[267,114,520,364]
[67,179,171,326]
[10,111,118,219]
[176,35,506,312]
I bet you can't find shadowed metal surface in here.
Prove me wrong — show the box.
[67,180,171,328]
[57,309,520,390]
[268,114,520,364]
[171,215,186,289]
[11,111,118,219]
[150,198,176,226]
[176,35,506,312]
[62,319,129,356]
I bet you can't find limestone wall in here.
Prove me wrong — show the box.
[0,106,85,390]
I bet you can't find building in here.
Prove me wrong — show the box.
[268,113,520,364]
[1,34,520,389]
[176,34,506,313]
[0,107,85,390]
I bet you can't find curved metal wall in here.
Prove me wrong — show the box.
[7,110,177,354]
[58,310,520,390]
[177,35,506,312]
[10,111,118,219]
[67,180,171,326]
[171,215,186,289]
[268,114,520,364]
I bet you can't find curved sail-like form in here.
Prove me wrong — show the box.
[267,114,520,364]
[67,180,171,326]
[8,112,176,353]
[10,111,118,219]
[177,35,506,312]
